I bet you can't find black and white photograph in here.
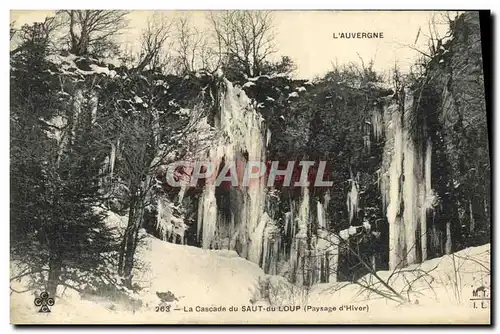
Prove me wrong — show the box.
[9,9,491,324]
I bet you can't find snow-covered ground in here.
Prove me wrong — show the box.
[11,225,490,324]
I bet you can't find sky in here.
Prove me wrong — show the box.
[10,10,456,80]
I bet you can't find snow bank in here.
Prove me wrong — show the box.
[133,236,264,308]
[10,239,490,324]
[11,232,265,324]
[307,243,490,314]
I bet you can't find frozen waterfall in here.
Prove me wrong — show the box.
[382,90,434,270]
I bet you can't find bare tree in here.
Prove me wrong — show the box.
[57,10,129,56]
[10,15,64,56]
[135,13,174,72]
[10,21,16,40]
[173,15,213,74]
[209,10,277,77]
[111,74,214,287]
[400,12,454,62]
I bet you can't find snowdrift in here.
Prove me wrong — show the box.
[11,232,490,324]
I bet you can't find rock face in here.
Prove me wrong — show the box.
[380,12,489,270]
[421,12,489,256]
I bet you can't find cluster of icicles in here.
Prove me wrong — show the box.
[152,80,439,284]
[379,90,438,270]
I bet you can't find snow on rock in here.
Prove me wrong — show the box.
[215,68,224,78]
[348,225,358,235]
[89,64,116,78]
[247,73,289,82]
[365,81,394,92]
[98,208,129,238]
[339,229,349,240]
[45,53,117,78]
[134,96,144,104]
[175,108,191,116]
[43,115,67,142]
[288,91,299,98]
[153,79,166,87]
[362,220,371,231]
[45,53,77,66]
[242,81,256,88]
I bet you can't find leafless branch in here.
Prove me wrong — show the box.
[57,10,129,56]
[136,13,174,72]
[208,10,277,77]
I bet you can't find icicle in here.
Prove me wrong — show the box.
[287,188,310,284]
[90,94,98,124]
[425,140,432,194]
[198,185,217,249]
[324,191,331,212]
[171,216,187,245]
[363,134,371,153]
[402,134,417,265]
[197,191,204,242]
[371,108,384,140]
[156,197,173,241]
[271,236,280,275]
[385,102,404,270]
[71,88,84,145]
[249,212,271,264]
[284,212,292,236]
[296,187,309,237]
[109,142,117,179]
[317,200,326,230]
[421,139,432,261]
[346,179,359,224]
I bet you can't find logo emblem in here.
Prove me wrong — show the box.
[34,291,55,313]
[469,284,490,309]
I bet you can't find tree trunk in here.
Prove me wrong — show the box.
[469,199,475,234]
[327,245,339,283]
[69,11,79,55]
[445,221,452,254]
[47,254,62,296]
[118,194,145,287]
